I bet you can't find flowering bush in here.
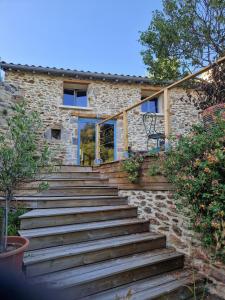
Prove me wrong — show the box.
[163,118,225,262]
[122,153,144,183]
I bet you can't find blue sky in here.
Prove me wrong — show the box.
[0,0,162,76]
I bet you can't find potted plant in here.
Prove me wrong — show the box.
[183,62,225,128]
[0,101,51,272]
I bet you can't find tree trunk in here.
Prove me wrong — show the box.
[0,192,10,253]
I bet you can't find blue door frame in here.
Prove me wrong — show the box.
[77,117,117,165]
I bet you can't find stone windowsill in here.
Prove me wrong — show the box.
[59,105,93,111]
[139,112,164,117]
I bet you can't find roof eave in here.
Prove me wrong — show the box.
[0,62,159,85]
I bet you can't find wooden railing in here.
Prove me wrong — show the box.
[96,56,225,163]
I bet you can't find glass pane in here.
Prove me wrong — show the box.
[80,122,96,166]
[75,91,87,107]
[141,98,158,113]
[63,89,75,106]
[100,123,114,163]
[141,101,149,112]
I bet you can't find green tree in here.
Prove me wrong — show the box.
[0,102,51,252]
[140,0,225,81]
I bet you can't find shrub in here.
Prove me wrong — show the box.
[0,208,27,236]
[151,118,225,262]
[122,153,144,183]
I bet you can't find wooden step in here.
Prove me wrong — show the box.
[14,186,119,197]
[22,178,109,188]
[1,196,128,208]
[51,166,93,173]
[39,172,103,179]
[24,233,166,277]
[32,248,184,299]
[80,270,204,300]
[19,218,149,250]
[19,206,137,229]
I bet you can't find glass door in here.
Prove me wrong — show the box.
[100,123,115,163]
[78,118,116,166]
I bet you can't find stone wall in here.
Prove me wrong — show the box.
[127,109,165,151]
[86,82,141,160]
[4,70,200,164]
[170,88,200,136]
[127,88,199,152]
[4,72,76,164]
[4,71,144,164]
[0,81,23,132]
[118,189,225,299]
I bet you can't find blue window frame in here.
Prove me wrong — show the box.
[141,98,158,113]
[63,89,87,107]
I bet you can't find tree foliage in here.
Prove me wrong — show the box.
[140,0,225,81]
[182,63,225,110]
[0,102,51,252]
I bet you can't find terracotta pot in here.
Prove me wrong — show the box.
[0,236,29,272]
[202,103,225,129]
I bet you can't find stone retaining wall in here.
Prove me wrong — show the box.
[118,189,225,299]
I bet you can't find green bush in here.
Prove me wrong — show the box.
[162,118,225,262]
[122,153,144,183]
[0,208,27,236]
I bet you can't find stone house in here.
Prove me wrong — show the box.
[0,62,199,165]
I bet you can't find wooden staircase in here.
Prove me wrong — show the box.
[16,166,203,300]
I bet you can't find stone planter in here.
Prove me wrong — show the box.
[202,103,225,129]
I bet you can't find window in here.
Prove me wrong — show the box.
[63,89,87,107]
[141,98,158,113]
[51,129,61,140]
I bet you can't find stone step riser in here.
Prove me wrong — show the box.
[13,188,118,197]
[5,198,128,209]
[22,179,109,188]
[20,207,137,229]
[26,222,149,251]
[26,236,166,277]
[64,255,184,299]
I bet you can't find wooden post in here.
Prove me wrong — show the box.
[95,123,101,164]
[123,110,129,158]
[163,88,170,138]
[163,88,171,151]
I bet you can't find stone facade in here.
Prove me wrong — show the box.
[0,82,23,132]
[2,69,199,165]
[119,189,225,299]
[170,88,200,136]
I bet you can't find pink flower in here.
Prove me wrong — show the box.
[176,133,182,139]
